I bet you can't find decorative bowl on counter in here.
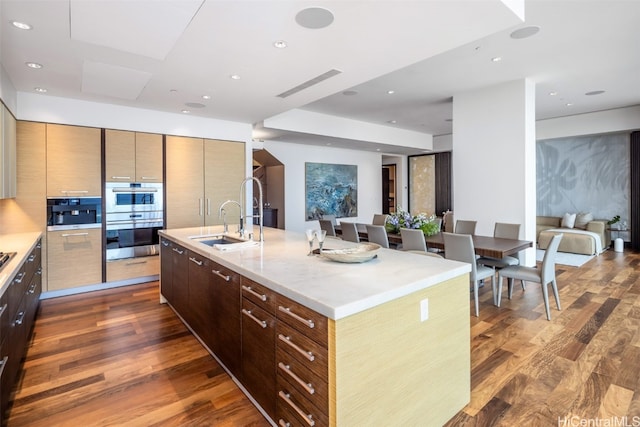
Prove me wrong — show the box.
[320,242,381,263]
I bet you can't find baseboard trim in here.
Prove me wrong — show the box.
[41,275,159,299]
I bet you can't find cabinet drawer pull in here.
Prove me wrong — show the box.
[27,283,37,294]
[278,306,315,329]
[125,260,147,266]
[278,419,291,427]
[278,391,315,426]
[212,269,230,282]
[140,176,157,180]
[37,267,42,275]
[15,310,26,326]
[172,247,184,255]
[61,190,89,194]
[0,356,8,377]
[161,240,170,247]
[110,176,131,180]
[28,254,36,262]
[189,257,203,266]
[61,232,89,237]
[242,285,267,301]
[278,334,315,362]
[241,309,267,328]
[13,272,26,284]
[278,362,315,395]
[0,303,7,318]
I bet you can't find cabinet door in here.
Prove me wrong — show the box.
[204,139,245,226]
[169,243,189,314]
[106,256,159,282]
[242,299,276,419]
[105,129,135,182]
[211,261,241,376]
[1,104,17,199]
[47,228,102,291]
[186,251,211,342]
[165,136,204,229]
[135,133,162,183]
[160,239,173,302]
[46,124,101,197]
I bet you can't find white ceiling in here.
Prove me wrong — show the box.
[1,1,639,155]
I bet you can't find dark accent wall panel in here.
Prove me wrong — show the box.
[631,131,640,251]
[434,152,452,216]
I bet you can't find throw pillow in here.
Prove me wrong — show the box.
[561,213,576,229]
[574,212,593,229]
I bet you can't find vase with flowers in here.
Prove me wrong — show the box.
[385,207,440,236]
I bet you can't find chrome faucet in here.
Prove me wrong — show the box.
[240,177,264,242]
[218,199,242,235]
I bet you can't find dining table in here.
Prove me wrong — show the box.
[335,225,532,259]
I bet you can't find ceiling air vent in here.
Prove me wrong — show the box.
[277,69,342,98]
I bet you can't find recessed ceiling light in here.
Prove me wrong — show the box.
[387,90,395,95]
[585,90,605,96]
[510,26,540,40]
[230,74,240,80]
[376,149,381,152]
[169,89,178,93]
[549,91,558,96]
[295,7,334,29]
[342,90,358,96]
[185,102,205,109]
[181,109,190,114]
[387,120,397,124]
[25,62,43,69]
[34,87,47,93]
[566,103,573,107]
[273,40,287,49]
[491,56,502,62]
[11,21,32,30]
[202,95,211,100]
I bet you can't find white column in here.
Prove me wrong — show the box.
[452,79,536,265]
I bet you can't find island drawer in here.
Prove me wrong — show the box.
[277,352,328,413]
[241,277,277,315]
[277,294,328,348]
[276,322,328,381]
[277,383,329,427]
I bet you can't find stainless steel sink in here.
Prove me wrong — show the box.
[192,235,245,246]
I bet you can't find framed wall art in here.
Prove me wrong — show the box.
[305,162,357,220]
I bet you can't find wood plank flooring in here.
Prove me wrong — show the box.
[6,248,640,426]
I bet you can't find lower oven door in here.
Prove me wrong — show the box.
[106,223,162,260]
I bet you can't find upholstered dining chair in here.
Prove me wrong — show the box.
[319,219,336,237]
[454,220,477,235]
[400,228,427,252]
[442,232,495,317]
[365,224,389,248]
[478,222,523,300]
[443,211,454,233]
[497,233,563,321]
[340,221,360,243]
[322,214,337,226]
[372,214,388,226]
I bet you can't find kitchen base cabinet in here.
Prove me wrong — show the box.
[106,256,159,283]
[186,250,211,344]
[1,238,42,422]
[210,260,240,377]
[47,229,102,291]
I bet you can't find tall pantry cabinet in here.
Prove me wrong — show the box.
[165,136,245,229]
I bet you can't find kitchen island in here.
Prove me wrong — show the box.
[159,226,471,427]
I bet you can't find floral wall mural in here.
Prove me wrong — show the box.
[537,133,629,224]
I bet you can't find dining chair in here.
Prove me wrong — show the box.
[322,214,337,226]
[366,224,389,248]
[454,220,477,235]
[319,219,336,237]
[340,221,360,243]
[443,211,454,233]
[497,233,563,320]
[477,222,523,301]
[442,232,495,317]
[372,214,388,226]
[400,228,427,252]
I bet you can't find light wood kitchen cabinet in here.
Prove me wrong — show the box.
[46,228,102,291]
[105,130,162,183]
[46,124,101,197]
[165,136,245,229]
[106,256,159,282]
[241,277,277,419]
[0,103,17,199]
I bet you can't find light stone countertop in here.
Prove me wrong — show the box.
[160,226,471,320]
[0,232,43,296]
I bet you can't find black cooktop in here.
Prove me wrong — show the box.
[0,252,17,274]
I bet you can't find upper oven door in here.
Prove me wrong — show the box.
[105,182,163,214]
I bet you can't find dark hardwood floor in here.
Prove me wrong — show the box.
[6,248,640,426]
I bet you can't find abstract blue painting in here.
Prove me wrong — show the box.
[305,162,357,220]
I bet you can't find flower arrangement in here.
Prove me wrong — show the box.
[385,207,440,236]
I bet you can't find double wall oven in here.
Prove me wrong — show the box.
[105,183,163,261]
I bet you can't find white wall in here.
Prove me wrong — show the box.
[263,140,382,234]
[537,105,640,140]
[453,79,536,264]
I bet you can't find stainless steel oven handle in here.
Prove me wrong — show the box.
[111,187,158,193]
